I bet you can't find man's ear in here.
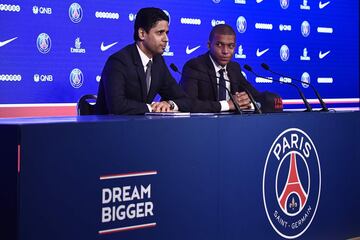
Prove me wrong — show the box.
[138,28,146,40]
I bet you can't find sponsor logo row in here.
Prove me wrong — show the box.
[213,0,331,10]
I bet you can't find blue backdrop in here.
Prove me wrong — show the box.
[0,0,359,109]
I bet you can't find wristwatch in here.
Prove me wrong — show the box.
[168,100,175,110]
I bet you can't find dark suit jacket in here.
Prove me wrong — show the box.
[96,43,190,115]
[179,53,282,113]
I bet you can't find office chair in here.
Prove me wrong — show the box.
[77,94,97,115]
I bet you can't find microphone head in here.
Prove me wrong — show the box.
[243,64,252,72]
[170,63,178,72]
[261,63,270,70]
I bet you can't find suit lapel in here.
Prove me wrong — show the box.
[131,44,147,102]
[205,55,218,100]
[227,64,241,94]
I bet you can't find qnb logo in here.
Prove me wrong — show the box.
[162,43,174,57]
[236,16,247,33]
[95,11,119,19]
[69,68,84,88]
[235,45,246,59]
[96,75,101,82]
[300,48,310,61]
[33,6,52,15]
[255,23,273,30]
[280,0,290,9]
[71,37,86,53]
[301,21,310,37]
[280,77,292,83]
[234,0,246,4]
[300,0,310,10]
[301,72,310,88]
[279,24,292,31]
[211,19,225,27]
[0,74,22,81]
[128,13,136,21]
[263,128,321,239]
[0,4,20,12]
[33,74,53,82]
[69,3,83,23]
[180,18,201,25]
[36,33,51,54]
[280,45,290,61]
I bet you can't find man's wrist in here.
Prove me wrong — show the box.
[167,100,175,110]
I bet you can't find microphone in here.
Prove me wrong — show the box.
[170,63,243,114]
[243,64,312,112]
[261,63,328,112]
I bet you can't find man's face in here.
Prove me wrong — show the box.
[208,33,236,67]
[140,20,169,57]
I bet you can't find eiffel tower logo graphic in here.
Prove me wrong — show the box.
[278,152,308,213]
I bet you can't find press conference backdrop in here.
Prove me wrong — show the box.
[0,0,359,112]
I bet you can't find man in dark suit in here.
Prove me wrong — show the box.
[96,7,190,115]
[179,24,282,113]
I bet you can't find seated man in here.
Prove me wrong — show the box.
[95,7,190,115]
[179,24,282,113]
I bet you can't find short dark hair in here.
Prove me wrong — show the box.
[133,7,169,41]
[209,24,236,41]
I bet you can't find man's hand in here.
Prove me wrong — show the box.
[151,101,171,112]
[227,91,252,110]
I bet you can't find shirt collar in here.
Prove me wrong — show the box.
[209,54,227,73]
[136,44,152,68]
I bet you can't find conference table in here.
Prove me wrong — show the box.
[1,111,359,239]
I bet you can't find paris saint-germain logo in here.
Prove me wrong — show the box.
[236,16,247,33]
[280,45,290,61]
[36,33,51,54]
[69,3,83,23]
[69,68,84,88]
[280,0,290,9]
[263,128,321,239]
[301,21,310,37]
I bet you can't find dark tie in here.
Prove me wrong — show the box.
[145,60,152,93]
[218,69,226,101]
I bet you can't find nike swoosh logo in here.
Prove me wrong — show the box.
[319,50,330,59]
[186,45,201,54]
[100,41,118,51]
[256,0,264,3]
[319,1,330,9]
[256,48,269,57]
[0,37,18,47]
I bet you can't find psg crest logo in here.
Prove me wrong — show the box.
[69,3,83,23]
[36,33,51,54]
[263,128,321,239]
[69,68,84,88]
[236,16,247,33]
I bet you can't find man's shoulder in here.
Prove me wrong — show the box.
[184,53,209,68]
[109,44,134,59]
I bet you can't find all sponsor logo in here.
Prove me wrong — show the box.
[211,19,225,27]
[301,21,310,37]
[279,24,292,31]
[0,74,22,81]
[319,1,330,9]
[95,11,119,19]
[0,4,21,12]
[70,37,86,54]
[263,128,321,239]
[186,45,201,55]
[33,74,53,82]
[33,6,52,15]
[162,43,174,57]
[301,72,310,88]
[300,48,310,61]
[36,33,51,54]
[319,50,330,59]
[300,0,310,10]
[101,41,118,52]
[69,68,84,88]
[256,48,269,57]
[128,13,136,21]
[213,0,221,3]
[234,0,246,4]
[0,37,17,48]
[236,16,247,33]
[235,45,246,59]
[69,3,83,23]
[180,17,201,25]
[280,45,290,61]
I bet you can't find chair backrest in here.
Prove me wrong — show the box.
[77,94,97,115]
